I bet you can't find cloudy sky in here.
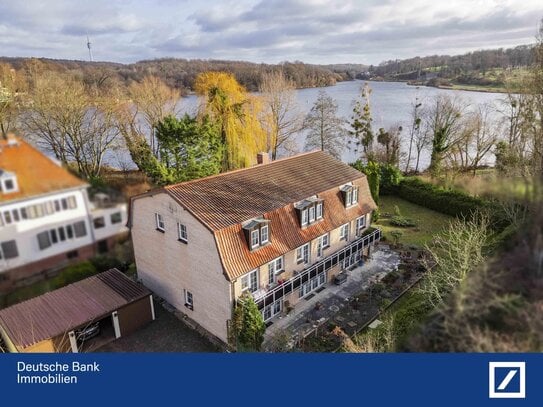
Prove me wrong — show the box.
[0,0,542,65]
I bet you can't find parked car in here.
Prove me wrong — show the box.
[75,322,100,342]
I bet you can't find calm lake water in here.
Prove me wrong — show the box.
[109,80,506,170]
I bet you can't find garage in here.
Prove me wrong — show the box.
[0,268,155,353]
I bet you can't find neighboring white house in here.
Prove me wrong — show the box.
[0,135,128,292]
[130,151,380,346]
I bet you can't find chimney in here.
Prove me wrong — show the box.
[257,152,270,165]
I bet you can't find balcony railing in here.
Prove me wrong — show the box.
[253,228,381,310]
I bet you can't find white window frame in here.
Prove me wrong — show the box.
[155,213,165,231]
[178,222,188,243]
[301,209,309,226]
[250,229,260,248]
[1,176,18,193]
[262,300,282,321]
[267,256,284,285]
[346,190,352,206]
[241,269,258,293]
[260,225,269,244]
[316,202,323,219]
[296,243,310,264]
[184,289,194,310]
[352,187,359,204]
[317,233,329,258]
[356,215,366,235]
[340,223,349,241]
[309,206,315,222]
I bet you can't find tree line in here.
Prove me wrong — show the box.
[0,56,345,93]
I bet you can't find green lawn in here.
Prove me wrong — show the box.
[374,195,452,248]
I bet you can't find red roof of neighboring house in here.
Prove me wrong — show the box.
[132,151,377,281]
[0,137,86,203]
[0,269,150,350]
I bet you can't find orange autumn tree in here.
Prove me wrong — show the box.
[194,71,266,170]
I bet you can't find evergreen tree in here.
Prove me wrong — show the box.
[231,294,265,352]
[350,83,374,159]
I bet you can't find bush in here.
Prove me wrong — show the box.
[380,164,402,195]
[396,177,509,230]
[90,255,124,272]
[390,216,417,227]
[54,261,97,286]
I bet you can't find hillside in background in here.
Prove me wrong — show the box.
[368,44,534,92]
[0,56,349,92]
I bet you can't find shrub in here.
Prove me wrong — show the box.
[90,255,124,272]
[396,177,509,230]
[390,230,403,245]
[390,216,417,227]
[380,164,402,195]
[54,261,97,286]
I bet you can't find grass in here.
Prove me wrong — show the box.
[374,195,452,247]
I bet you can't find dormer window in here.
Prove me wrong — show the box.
[0,170,18,194]
[295,196,324,228]
[242,217,270,250]
[341,184,359,208]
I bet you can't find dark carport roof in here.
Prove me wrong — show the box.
[0,269,150,349]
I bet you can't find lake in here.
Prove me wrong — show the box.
[110,80,506,170]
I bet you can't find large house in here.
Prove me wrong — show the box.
[0,135,128,292]
[130,151,380,345]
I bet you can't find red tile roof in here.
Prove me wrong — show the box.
[0,137,86,203]
[0,269,150,349]
[140,151,377,281]
[165,151,371,231]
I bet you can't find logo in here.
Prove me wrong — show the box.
[489,362,526,399]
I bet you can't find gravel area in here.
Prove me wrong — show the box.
[100,300,219,352]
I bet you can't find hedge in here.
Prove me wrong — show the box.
[395,177,509,230]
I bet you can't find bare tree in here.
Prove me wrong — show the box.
[23,72,119,179]
[259,71,303,159]
[404,97,422,172]
[0,63,26,138]
[128,76,180,157]
[413,121,432,173]
[304,91,346,159]
[426,95,467,176]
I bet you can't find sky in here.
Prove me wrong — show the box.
[0,0,542,65]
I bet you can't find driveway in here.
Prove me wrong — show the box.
[100,300,219,352]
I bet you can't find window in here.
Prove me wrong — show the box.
[58,227,66,241]
[263,300,282,321]
[44,201,54,215]
[241,269,258,293]
[356,215,366,235]
[3,211,11,224]
[37,231,51,250]
[177,223,188,243]
[93,217,106,229]
[4,179,14,191]
[97,239,108,254]
[0,240,18,259]
[54,200,61,212]
[20,207,27,219]
[250,229,259,248]
[296,243,310,264]
[66,250,79,259]
[309,206,315,222]
[184,289,194,310]
[50,229,58,244]
[73,221,87,238]
[342,185,359,207]
[110,212,122,224]
[317,233,329,258]
[66,224,74,239]
[267,257,283,284]
[67,196,77,209]
[155,213,165,232]
[260,225,269,244]
[12,210,19,222]
[61,198,68,210]
[301,209,309,226]
[316,203,323,219]
[340,224,349,241]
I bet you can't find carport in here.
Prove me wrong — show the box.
[0,268,155,353]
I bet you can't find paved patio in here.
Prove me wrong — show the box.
[263,244,400,351]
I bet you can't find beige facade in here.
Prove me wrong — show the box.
[131,192,232,343]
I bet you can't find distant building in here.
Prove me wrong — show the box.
[129,151,380,346]
[0,268,154,352]
[0,136,128,292]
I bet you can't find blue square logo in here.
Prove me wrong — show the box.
[489,362,526,399]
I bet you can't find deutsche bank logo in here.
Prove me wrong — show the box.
[489,362,526,399]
